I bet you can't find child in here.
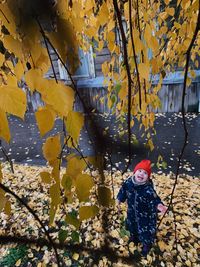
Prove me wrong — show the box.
[117,159,167,256]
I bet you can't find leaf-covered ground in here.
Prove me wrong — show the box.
[0,163,199,266]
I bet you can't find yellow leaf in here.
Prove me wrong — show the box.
[14,61,25,80]
[3,36,23,60]
[0,190,6,211]
[65,111,84,144]
[79,205,99,221]
[0,109,10,142]
[35,107,56,137]
[40,81,75,117]
[158,240,167,252]
[75,174,94,202]
[50,183,61,206]
[107,32,115,52]
[65,155,87,179]
[98,186,112,207]
[25,69,43,92]
[15,259,21,267]
[144,23,152,42]
[0,86,26,119]
[65,212,80,229]
[40,172,52,184]
[0,54,5,66]
[166,7,175,16]
[138,63,150,80]
[61,174,72,191]
[42,135,61,162]
[72,253,79,261]
[97,2,109,26]
[4,200,11,216]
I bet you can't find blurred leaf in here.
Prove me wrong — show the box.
[98,186,112,207]
[79,205,99,221]
[40,172,52,184]
[0,109,10,142]
[58,229,68,243]
[65,212,80,229]
[65,111,84,144]
[75,174,94,202]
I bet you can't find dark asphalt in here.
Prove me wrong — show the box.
[0,112,200,176]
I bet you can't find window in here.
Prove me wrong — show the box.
[58,46,95,80]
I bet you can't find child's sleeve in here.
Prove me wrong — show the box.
[148,185,163,207]
[117,182,127,203]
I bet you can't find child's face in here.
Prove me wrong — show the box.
[134,169,149,183]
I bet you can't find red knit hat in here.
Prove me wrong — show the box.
[133,160,151,177]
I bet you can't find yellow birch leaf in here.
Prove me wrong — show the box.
[6,75,18,87]
[97,2,109,26]
[0,109,10,142]
[158,240,167,252]
[0,190,6,211]
[65,212,80,229]
[4,200,11,216]
[0,54,5,66]
[40,172,52,184]
[50,183,61,206]
[61,174,72,191]
[65,155,87,180]
[65,111,84,144]
[41,81,75,117]
[150,36,159,54]
[166,7,175,16]
[72,253,79,260]
[75,174,94,202]
[79,205,99,221]
[14,61,24,80]
[35,107,56,137]
[98,186,112,207]
[84,0,94,11]
[138,63,150,80]
[97,40,104,51]
[0,86,26,119]
[3,36,23,60]
[42,135,61,162]
[107,32,115,52]
[144,23,152,42]
[25,69,43,92]
[107,19,115,32]
[15,259,21,267]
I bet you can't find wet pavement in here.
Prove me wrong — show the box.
[0,112,200,177]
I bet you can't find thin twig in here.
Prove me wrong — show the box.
[36,18,58,83]
[0,9,10,23]
[113,0,132,171]
[158,6,200,229]
[129,0,142,109]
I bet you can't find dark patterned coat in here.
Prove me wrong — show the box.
[117,177,163,245]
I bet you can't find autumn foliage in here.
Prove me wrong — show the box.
[0,0,200,265]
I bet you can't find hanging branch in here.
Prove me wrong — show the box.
[158,7,200,229]
[0,9,10,23]
[136,0,147,102]
[0,140,14,173]
[113,0,132,170]
[36,16,58,83]
[129,0,142,109]
[0,182,61,267]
